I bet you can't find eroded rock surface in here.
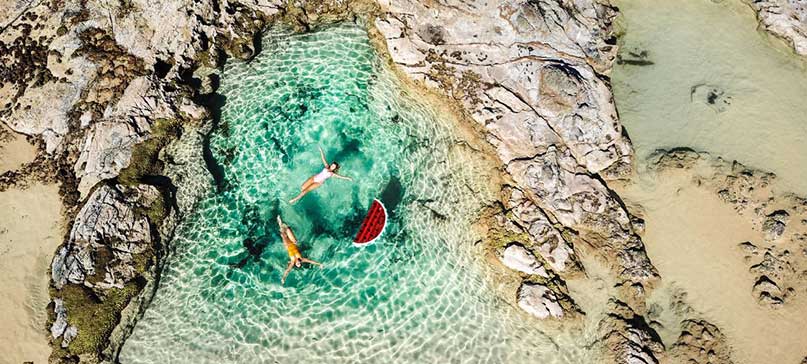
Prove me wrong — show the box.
[669,319,734,364]
[500,243,548,277]
[517,281,565,319]
[746,0,807,56]
[51,184,158,290]
[597,299,665,364]
[491,210,580,319]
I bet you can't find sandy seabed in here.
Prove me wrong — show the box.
[615,169,807,364]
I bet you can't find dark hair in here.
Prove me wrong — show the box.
[331,162,340,171]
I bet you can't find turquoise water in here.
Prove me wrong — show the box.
[119,24,588,363]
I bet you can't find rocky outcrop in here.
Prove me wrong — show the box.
[745,0,807,56]
[500,243,549,277]
[48,183,161,358]
[51,184,158,290]
[517,281,566,319]
[597,299,665,364]
[490,210,581,320]
[375,0,659,307]
[669,319,734,364]
[651,149,807,308]
[73,76,207,196]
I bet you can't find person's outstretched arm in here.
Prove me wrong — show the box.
[319,146,329,167]
[301,257,322,266]
[333,173,353,181]
[281,261,294,284]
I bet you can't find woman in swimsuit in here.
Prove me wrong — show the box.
[289,146,352,204]
[277,216,321,284]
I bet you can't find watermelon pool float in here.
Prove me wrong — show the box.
[353,199,387,246]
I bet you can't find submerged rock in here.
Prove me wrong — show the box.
[598,299,665,364]
[649,149,807,310]
[669,319,734,364]
[762,210,790,241]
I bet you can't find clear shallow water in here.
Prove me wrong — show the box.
[120,24,587,363]
[612,0,807,194]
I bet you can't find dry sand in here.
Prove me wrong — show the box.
[0,124,36,174]
[0,128,63,364]
[615,169,807,364]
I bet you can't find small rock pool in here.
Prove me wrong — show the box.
[119,24,591,363]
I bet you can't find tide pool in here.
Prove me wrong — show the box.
[612,0,807,194]
[119,24,590,363]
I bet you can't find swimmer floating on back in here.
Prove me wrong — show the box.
[289,146,352,204]
[278,216,321,284]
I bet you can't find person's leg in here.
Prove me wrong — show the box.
[289,182,322,204]
[290,177,315,204]
[301,177,315,191]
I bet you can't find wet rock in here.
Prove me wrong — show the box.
[762,210,790,241]
[669,319,734,364]
[517,281,566,319]
[500,243,549,277]
[747,0,807,56]
[598,299,665,364]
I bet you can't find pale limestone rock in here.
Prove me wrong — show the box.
[508,187,579,273]
[747,0,807,56]
[501,244,549,277]
[51,184,157,289]
[517,282,565,319]
[376,0,628,172]
[74,77,205,196]
[378,0,657,290]
[75,121,143,194]
[61,326,78,348]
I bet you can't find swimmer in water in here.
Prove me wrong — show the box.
[289,146,352,204]
[277,216,321,284]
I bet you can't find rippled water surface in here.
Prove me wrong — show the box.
[119,24,588,363]
[613,0,807,194]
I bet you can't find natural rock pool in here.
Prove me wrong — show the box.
[119,24,589,363]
